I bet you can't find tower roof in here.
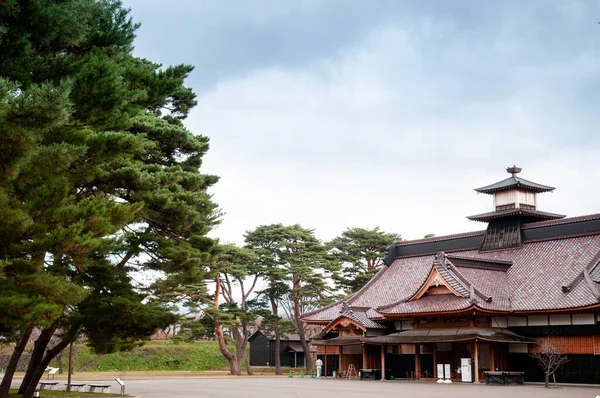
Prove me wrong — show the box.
[467,208,565,223]
[475,166,555,194]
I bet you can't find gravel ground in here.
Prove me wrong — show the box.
[11,376,599,398]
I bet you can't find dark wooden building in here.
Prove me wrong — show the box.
[302,167,600,383]
[248,331,307,368]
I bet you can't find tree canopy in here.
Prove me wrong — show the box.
[329,227,401,293]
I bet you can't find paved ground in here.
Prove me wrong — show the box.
[12,377,600,398]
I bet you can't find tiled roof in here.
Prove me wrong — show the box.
[301,292,357,322]
[250,331,304,341]
[467,208,565,222]
[323,306,387,330]
[522,213,600,229]
[395,231,486,247]
[364,328,536,344]
[446,254,513,265]
[303,234,600,323]
[475,175,555,194]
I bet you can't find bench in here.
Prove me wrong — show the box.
[115,378,126,395]
[360,369,380,380]
[39,381,58,390]
[65,383,86,392]
[89,384,111,393]
[484,371,525,385]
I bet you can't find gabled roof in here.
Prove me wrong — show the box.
[323,302,386,331]
[406,252,492,303]
[377,253,497,314]
[475,175,555,194]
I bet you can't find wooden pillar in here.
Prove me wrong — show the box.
[324,345,328,377]
[490,344,495,372]
[380,345,386,381]
[433,343,437,379]
[362,344,367,370]
[415,344,421,380]
[474,340,479,383]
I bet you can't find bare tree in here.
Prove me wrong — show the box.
[530,339,569,388]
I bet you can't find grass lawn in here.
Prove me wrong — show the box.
[49,340,232,372]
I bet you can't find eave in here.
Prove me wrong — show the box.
[467,208,565,223]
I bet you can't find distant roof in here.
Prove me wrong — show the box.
[249,330,302,341]
[288,343,316,352]
[467,208,565,223]
[475,175,555,194]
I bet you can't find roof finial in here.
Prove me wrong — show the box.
[506,165,522,177]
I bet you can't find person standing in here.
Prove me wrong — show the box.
[315,358,323,378]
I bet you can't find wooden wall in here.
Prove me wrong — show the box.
[491,344,509,371]
[529,336,600,355]
[315,345,340,355]
[340,354,362,375]
[364,345,381,369]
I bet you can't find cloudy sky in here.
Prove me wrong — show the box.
[123,0,600,244]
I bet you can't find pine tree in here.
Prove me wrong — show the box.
[245,224,337,374]
[0,1,219,397]
[329,227,401,293]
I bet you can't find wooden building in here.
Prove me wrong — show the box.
[248,331,307,368]
[302,167,600,383]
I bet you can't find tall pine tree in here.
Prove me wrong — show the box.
[245,224,337,374]
[0,1,219,397]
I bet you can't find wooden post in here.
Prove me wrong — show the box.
[324,345,328,377]
[362,344,367,370]
[415,344,421,380]
[433,343,437,379]
[474,340,479,383]
[490,344,495,372]
[380,345,386,381]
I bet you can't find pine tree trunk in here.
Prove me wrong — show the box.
[270,295,282,375]
[0,329,32,398]
[235,323,252,376]
[274,331,282,375]
[18,325,57,394]
[244,351,253,375]
[214,323,239,375]
[292,281,312,374]
[228,358,240,376]
[212,277,240,375]
[21,335,71,398]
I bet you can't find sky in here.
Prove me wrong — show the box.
[122,0,600,245]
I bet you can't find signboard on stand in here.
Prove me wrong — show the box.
[436,364,444,383]
[444,364,452,383]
